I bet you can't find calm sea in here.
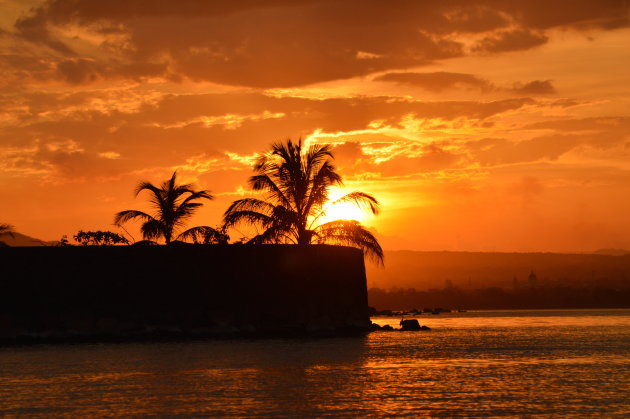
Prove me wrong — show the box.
[1,309,629,417]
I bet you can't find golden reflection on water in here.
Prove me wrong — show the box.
[1,310,629,417]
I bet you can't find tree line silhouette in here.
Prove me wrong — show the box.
[2,139,383,264]
[369,284,630,310]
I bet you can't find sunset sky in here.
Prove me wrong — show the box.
[1,0,629,252]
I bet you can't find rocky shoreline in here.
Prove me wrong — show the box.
[370,318,431,332]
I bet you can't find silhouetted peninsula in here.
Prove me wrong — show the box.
[0,245,370,343]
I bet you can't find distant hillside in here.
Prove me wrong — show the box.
[0,232,54,247]
[366,250,630,290]
[594,248,630,256]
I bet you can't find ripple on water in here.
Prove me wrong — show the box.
[0,310,629,417]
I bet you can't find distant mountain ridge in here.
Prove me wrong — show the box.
[0,232,54,247]
[366,250,630,290]
[593,248,630,256]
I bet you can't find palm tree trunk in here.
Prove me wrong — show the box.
[297,228,313,245]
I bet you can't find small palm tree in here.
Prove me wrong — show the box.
[224,139,383,264]
[114,171,226,245]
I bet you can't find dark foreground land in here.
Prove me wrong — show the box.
[0,245,370,343]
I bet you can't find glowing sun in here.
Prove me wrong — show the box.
[320,200,370,224]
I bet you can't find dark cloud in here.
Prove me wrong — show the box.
[511,80,557,95]
[526,116,630,132]
[13,1,463,87]
[11,0,627,87]
[501,0,630,30]
[473,29,548,53]
[441,5,509,33]
[0,53,55,87]
[56,58,100,84]
[20,1,306,22]
[55,58,169,85]
[24,0,628,33]
[127,12,460,88]
[14,7,76,56]
[375,73,559,96]
[374,72,493,92]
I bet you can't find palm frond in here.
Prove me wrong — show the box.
[135,181,168,220]
[223,210,276,229]
[225,198,276,215]
[303,160,343,220]
[140,218,164,241]
[180,190,214,205]
[248,224,295,244]
[177,226,228,244]
[313,220,384,265]
[223,198,278,228]
[304,143,334,178]
[173,201,204,224]
[114,210,155,226]
[330,191,380,214]
[134,181,162,198]
[249,174,291,207]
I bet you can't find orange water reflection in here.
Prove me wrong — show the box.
[1,310,629,417]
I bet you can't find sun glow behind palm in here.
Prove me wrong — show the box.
[223,139,384,264]
[319,188,373,225]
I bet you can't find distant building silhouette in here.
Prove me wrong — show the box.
[528,270,539,288]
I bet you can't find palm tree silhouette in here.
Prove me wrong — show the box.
[114,171,226,245]
[224,139,383,264]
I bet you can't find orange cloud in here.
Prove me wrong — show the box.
[374,72,493,93]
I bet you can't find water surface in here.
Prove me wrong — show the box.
[1,309,629,417]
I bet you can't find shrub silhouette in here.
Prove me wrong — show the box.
[74,230,129,246]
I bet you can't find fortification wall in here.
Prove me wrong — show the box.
[0,244,370,342]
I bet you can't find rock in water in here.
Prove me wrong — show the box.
[399,319,421,331]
